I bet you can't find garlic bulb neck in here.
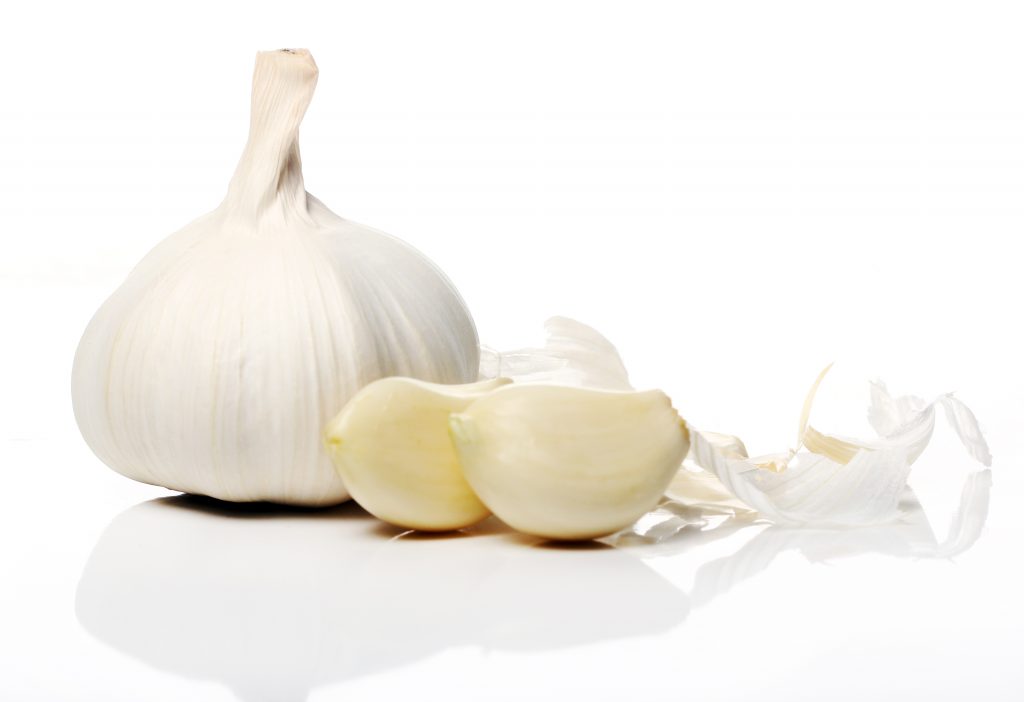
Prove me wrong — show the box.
[226,49,318,216]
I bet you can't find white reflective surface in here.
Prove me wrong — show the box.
[74,480,991,702]
[2,398,1019,701]
[75,469,991,695]
[76,499,687,701]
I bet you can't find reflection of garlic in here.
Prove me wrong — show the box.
[450,386,690,540]
[324,377,509,531]
[77,496,688,699]
[71,50,478,506]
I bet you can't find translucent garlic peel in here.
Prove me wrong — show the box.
[479,317,632,390]
[71,50,479,506]
[797,362,833,447]
[682,370,992,526]
[800,426,864,465]
[866,381,992,467]
[324,377,509,531]
[687,430,914,525]
[666,465,755,516]
[451,385,690,540]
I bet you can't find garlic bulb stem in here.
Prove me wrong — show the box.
[227,49,318,215]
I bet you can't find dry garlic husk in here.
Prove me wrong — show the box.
[677,368,993,526]
[71,50,478,506]
[450,385,690,540]
[324,377,510,530]
[478,317,632,390]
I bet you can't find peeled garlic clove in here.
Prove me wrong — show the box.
[71,50,479,506]
[450,385,690,540]
[324,377,510,531]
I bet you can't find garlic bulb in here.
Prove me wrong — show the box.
[324,377,509,530]
[450,385,690,540]
[71,49,479,506]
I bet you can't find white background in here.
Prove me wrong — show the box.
[1,1,1022,700]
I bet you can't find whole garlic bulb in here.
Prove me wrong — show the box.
[71,49,479,506]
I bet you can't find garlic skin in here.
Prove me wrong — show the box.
[71,50,479,506]
[324,377,509,530]
[681,371,992,526]
[450,385,690,540]
[479,317,632,390]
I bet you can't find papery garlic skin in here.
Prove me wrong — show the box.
[324,377,509,530]
[680,372,992,526]
[479,317,632,390]
[71,50,478,506]
[450,385,690,540]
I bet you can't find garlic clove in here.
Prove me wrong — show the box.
[324,377,510,531]
[450,385,690,541]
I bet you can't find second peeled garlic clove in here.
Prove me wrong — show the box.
[324,377,510,531]
[450,385,690,540]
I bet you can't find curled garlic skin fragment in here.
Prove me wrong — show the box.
[71,50,478,506]
[450,385,690,541]
[479,317,632,390]
[678,369,992,526]
[324,377,509,531]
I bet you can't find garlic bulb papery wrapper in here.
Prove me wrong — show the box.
[71,50,479,506]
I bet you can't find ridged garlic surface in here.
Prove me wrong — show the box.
[71,50,479,506]
[324,377,509,530]
[450,385,690,540]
